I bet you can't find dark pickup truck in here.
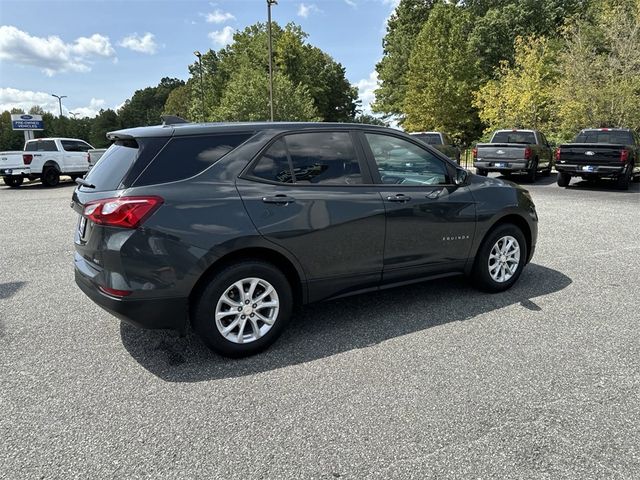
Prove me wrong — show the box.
[409,131,461,163]
[473,129,553,182]
[556,128,640,189]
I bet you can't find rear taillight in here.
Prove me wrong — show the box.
[524,147,532,160]
[98,286,132,298]
[23,154,33,165]
[620,150,629,163]
[83,196,163,229]
[555,147,561,161]
[472,148,477,159]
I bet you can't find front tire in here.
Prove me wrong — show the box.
[3,176,23,188]
[41,167,60,187]
[557,172,571,187]
[472,224,527,293]
[476,168,488,177]
[192,260,293,357]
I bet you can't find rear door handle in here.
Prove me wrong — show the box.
[386,194,411,203]
[262,194,295,205]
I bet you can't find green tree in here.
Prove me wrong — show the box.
[163,84,193,120]
[89,109,120,147]
[119,77,185,128]
[403,3,481,144]
[474,36,560,136]
[0,111,26,150]
[372,0,437,118]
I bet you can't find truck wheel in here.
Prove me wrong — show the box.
[476,168,488,177]
[3,176,23,188]
[192,260,293,357]
[557,172,571,187]
[41,167,60,187]
[471,223,527,293]
[526,160,538,182]
[616,167,631,190]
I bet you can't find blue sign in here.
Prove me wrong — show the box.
[11,114,44,131]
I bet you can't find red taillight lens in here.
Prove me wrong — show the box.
[98,286,132,298]
[620,150,629,162]
[555,147,561,161]
[472,148,477,159]
[83,196,163,229]
[524,147,532,160]
[23,154,33,165]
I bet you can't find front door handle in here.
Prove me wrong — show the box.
[386,194,411,203]
[262,194,295,205]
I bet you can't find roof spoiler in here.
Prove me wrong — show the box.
[161,115,190,125]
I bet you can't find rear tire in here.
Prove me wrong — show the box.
[526,159,538,182]
[3,176,23,188]
[41,167,60,187]
[616,166,632,190]
[472,224,527,293]
[192,260,293,357]
[476,168,488,177]
[557,172,571,187]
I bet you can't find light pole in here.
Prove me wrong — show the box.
[193,51,205,123]
[267,0,277,122]
[51,94,67,117]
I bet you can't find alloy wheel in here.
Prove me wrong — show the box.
[488,235,521,283]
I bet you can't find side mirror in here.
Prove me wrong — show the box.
[454,168,468,186]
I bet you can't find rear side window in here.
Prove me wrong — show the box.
[25,140,58,152]
[134,133,251,186]
[61,140,92,152]
[574,130,633,145]
[83,140,140,191]
[285,132,362,184]
[492,131,536,144]
[412,133,441,145]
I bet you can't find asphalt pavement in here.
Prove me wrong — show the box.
[1,174,639,479]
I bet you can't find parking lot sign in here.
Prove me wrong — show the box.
[11,114,44,131]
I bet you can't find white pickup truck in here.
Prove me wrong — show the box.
[0,137,94,188]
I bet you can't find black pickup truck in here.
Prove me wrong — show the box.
[556,128,640,189]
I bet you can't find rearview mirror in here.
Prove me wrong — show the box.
[454,168,468,186]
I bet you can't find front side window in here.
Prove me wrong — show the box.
[365,133,449,186]
[252,139,293,183]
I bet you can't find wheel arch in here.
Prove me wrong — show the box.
[43,160,61,172]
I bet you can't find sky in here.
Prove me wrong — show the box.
[0,0,399,118]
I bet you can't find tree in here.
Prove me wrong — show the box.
[163,84,192,120]
[372,0,437,118]
[118,77,185,128]
[89,109,120,147]
[474,36,560,136]
[213,68,320,122]
[403,3,481,144]
[554,0,640,136]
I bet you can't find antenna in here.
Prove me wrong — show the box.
[161,115,190,125]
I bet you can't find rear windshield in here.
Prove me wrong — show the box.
[573,130,633,145]
[25,140,57,152]
[83,140,141,191]
[492,131,536,144]
[133,133,252,187]
[412,133,441,145]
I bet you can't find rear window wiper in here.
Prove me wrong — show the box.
[75,178,96,188]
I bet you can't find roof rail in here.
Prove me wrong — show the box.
[161,115,190,125]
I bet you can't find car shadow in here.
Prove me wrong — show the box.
[0,281,26,300]
[496,173,558,185]
[120,263,571,382]
[565,178,640,193]
[1,178,77,190]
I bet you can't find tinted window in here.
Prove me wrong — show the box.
[365,133,449,186]
[61,140,91,152]
[25,140,57,152]
[83,140,140,191]
[574,130,633,145]
[252,139,293,183]
[134,133,251,186]
[412,133,441,145]
[284,132,362,184]
[492,131,536,144]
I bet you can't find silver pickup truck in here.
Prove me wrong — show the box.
[473,129,553,182]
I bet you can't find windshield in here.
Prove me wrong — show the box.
[573,130,633,145]
[492,131,536,144]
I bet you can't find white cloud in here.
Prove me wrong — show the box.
[0,26,115,76]
[205,9,235,23]
[208,26,235,47]
[0,87,106,118]
[344,0,357,7]
[119,32,158,54]
[356,71,379,114]
[298,3,321,18]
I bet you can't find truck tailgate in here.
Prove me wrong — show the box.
[0,151,26,172]
[558,144,623,164]
[476,143,526,160]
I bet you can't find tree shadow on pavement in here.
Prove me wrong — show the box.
[120,263,571,382]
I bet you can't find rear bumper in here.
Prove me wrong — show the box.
[75,262,188,332]
[556,164,625,176]
[474,160,529,172]
[0,167,30,176]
